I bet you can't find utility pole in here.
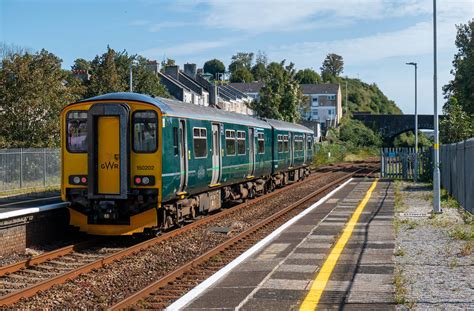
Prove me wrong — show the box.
[129,60,138,92]
[433,0,441,213]
[345,79,348,116]
[406,62,418,182]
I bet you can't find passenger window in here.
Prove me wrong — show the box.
[283,135,289,152]
[307,136,312,150]
[237,131,246,155]
[173,127,179,156]
[133,111,158,153]
[257,133,265,154]
[193,127,207,158]
[67,111,88,152]
[225,130,236,155]
[278,134,283,153]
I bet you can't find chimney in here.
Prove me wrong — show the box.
[184,63,197,78]
[165,65,179,80]
[209,83,218,107]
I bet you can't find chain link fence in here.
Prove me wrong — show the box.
[0,148,60,193]
[440,138,474,214]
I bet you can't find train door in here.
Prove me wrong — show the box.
[178,120,188,192]
[97,116,120,194]
[289,132,294,167]
[248,128,255,177]
[211,123,221,185]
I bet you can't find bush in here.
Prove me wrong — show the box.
[339,119,382,147]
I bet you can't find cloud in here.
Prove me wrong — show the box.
[139,39,233,58]
[130,20,150,26]
[148,21,195,32]
[198,0,472,33]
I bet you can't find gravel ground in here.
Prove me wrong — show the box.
[394,181,474,311]
[10,172,347,309]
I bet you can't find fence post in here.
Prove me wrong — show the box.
[43,148,47,187]
[19,148,23,189]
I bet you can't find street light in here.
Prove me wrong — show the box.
[129,60,139,92]
[406,62,418,182]
[433,0,441,213]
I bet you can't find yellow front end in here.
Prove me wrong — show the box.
[61,99,163,235]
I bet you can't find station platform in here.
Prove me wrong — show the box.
[171,178,395,310]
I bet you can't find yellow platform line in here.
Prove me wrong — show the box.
[299,178,379,311]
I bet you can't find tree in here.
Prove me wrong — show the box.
[440,97,474,143]
[320,53,344,78]
[228,52,254,73]
[255,50,268,65]
[295,68,322,84]
[443,20,474,116]
[229,67,253,83]
[0,49,80,147]
[71,58,91,71]
[203,59,225,80]
[339,119,381,147]
[160,57,175,69]
[88,47,124,96]
[250,61,303,122]
[251,62,267,81]
[133,56,169,97]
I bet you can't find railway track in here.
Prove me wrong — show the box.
[0,163,378,308]
[108,168,377,310]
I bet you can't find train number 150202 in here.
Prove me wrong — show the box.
[137,165,155,171]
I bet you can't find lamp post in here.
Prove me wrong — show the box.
[129,60,139,92]
[406,62,418,182]
[433,0,441,213]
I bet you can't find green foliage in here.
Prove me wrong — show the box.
[160,58,175,69]
[228,52,254,73]
[295,68,322,84]
[443,20,474,116]
[341,77,402,115]
[203,58,225,79]
[229,67,254,83]
[251,62,266,81]
[312,141,379,166]
[0,49,81,147]
[250,61,303,122]
[320,53,344,77]
[393,131,432,148]
[71,58,90,71]
[86,47,169,98]
[440,96,473,143]
[339,119,382,147]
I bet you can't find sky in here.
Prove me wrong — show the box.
[1,0,473,114]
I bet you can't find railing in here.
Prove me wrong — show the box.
[440,138,474,214]
[380,147,430,180]
[0,148,60,193]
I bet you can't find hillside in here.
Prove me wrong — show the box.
[341,77,402,115]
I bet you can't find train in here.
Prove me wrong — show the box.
[61,92,315,235]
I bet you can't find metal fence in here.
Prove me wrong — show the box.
[0,148,60,193]
[380,147,431,180]
[440,138,474,213]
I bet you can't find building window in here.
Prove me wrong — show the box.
[193,127,207,158]
[225,130,236,155]
[237,131,246,155]
[257,132,265,154]
[327,95,336,100]
[133,111,158,153]
[295,136,303,151]
[312,97,318,106]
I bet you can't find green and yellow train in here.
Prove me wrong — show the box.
[61,92,314,235]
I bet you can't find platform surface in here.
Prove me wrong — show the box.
[177,178,395,310]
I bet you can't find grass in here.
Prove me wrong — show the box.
[441,189,461,209]
[0,185,60,198]
[460,241,474,256]
[394,247,405,256]
[394,268,407,304]
[448,226,473,241]
[394,181,408,213]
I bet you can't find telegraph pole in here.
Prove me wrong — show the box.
[433,0,441,213]
[406,62,418,182]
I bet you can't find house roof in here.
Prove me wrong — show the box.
[228,82,265,93]
[300,84,339,95]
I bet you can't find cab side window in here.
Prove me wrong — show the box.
[226,130,236,155]
[133,111,158,153]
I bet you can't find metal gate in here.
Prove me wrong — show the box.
[380,147,430,180]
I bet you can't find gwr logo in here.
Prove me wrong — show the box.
[101,161,119,170]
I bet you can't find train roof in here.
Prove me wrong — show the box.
[75,92,313,134]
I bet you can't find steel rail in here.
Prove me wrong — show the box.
[107,169,364,310]
[0,169,344,306]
